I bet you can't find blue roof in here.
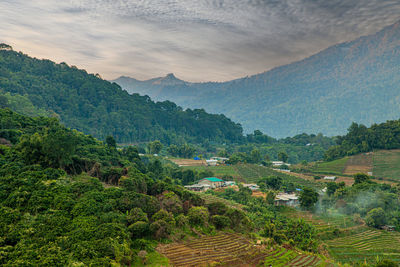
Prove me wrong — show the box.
[203,177,224,182]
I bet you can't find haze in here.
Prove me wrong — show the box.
[1,0,400,82]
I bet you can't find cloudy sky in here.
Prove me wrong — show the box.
[1,1,400,82]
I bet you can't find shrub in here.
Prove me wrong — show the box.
[188,206,209,226]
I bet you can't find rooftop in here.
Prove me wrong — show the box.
[202,177,224,182]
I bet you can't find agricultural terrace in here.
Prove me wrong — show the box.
[282,209,361,236]
[183,163,323,190]
[311,157,349,176]
[157,233,326,266]
[326,227,400,265]
[373,149,400,181]
[282,209,400,265]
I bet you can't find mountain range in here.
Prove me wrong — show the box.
[113,21,400,138]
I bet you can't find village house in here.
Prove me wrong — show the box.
[198,177,224,188]
[272,161,291,167]
[210,157,229,164]
[242,183,260,191]
[274,193,299,207]
[324,176,337,181]
[224,181,236,187]
[184,184,211,192]
[206,159,218,166]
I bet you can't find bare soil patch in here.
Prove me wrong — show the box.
[343,153,372,175]
[169,158,206,167]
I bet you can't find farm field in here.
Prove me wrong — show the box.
[283,209,400,265]
[184,163,323,189]
[373,149,400,181]
[326,227,400,265]
[169,158,206,166]
[157,233,326,266]
[182,165,242,180]
[283,209,361,235]
[343,153,372,175]
[311,157,349,176]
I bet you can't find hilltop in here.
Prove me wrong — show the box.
[114,21,400,138]
[0,46,243,144]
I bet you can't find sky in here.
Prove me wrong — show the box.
[1,1,400,82]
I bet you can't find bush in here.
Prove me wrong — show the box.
[211,215,231,229]
[128,221,149,238]
[188,206,209,226]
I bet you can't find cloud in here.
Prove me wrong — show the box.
[0,0,399,82]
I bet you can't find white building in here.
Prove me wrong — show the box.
[206,159,218,166]
[324,176,337,181]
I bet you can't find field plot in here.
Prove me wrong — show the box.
[182,165,242,180]
[158,233,325,266]
[311,157,348,176]
[283,210,360,235]
[373,149,400,181]
[326,227,400,265]
[183,163,322,189]
[343,153,372,175]
[170,158,206,167]
[157,233,268,266]
[234,164,323,189]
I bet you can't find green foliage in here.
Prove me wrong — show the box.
[0,48,244,144]
[365,208,386,228]
[167,143,196,158]
[299,187,319,209]
[188,206,209,226]
[325,120,400,161]
[147,140,163,154]
[353,173,370,185]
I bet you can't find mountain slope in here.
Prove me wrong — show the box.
[114,21,400,138]
[0,46,243,144]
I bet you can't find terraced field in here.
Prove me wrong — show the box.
[157,233,268,266]
[311,157,349,176]
[158,233,326,266]
[326,227,400,265]
[373,149,400,181]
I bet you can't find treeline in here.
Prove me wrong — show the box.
[0,109,252,265]
[325,120,400,161]
[0,45,243,144]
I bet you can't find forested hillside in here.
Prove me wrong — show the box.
[325,119,400,160]
[115,21,400,138]
[0,109,322,265]
[0,46,243,144]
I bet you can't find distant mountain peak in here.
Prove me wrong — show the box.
[152,73,187,85]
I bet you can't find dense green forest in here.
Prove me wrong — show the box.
[0,109,319,265]
[0,45,243,144]
[325,120,400,161]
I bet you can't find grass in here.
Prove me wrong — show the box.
[132,251,170,266]
[373,149,400,181]
[311,157,349,176]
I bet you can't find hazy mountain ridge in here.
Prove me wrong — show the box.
[114,21,400,137]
